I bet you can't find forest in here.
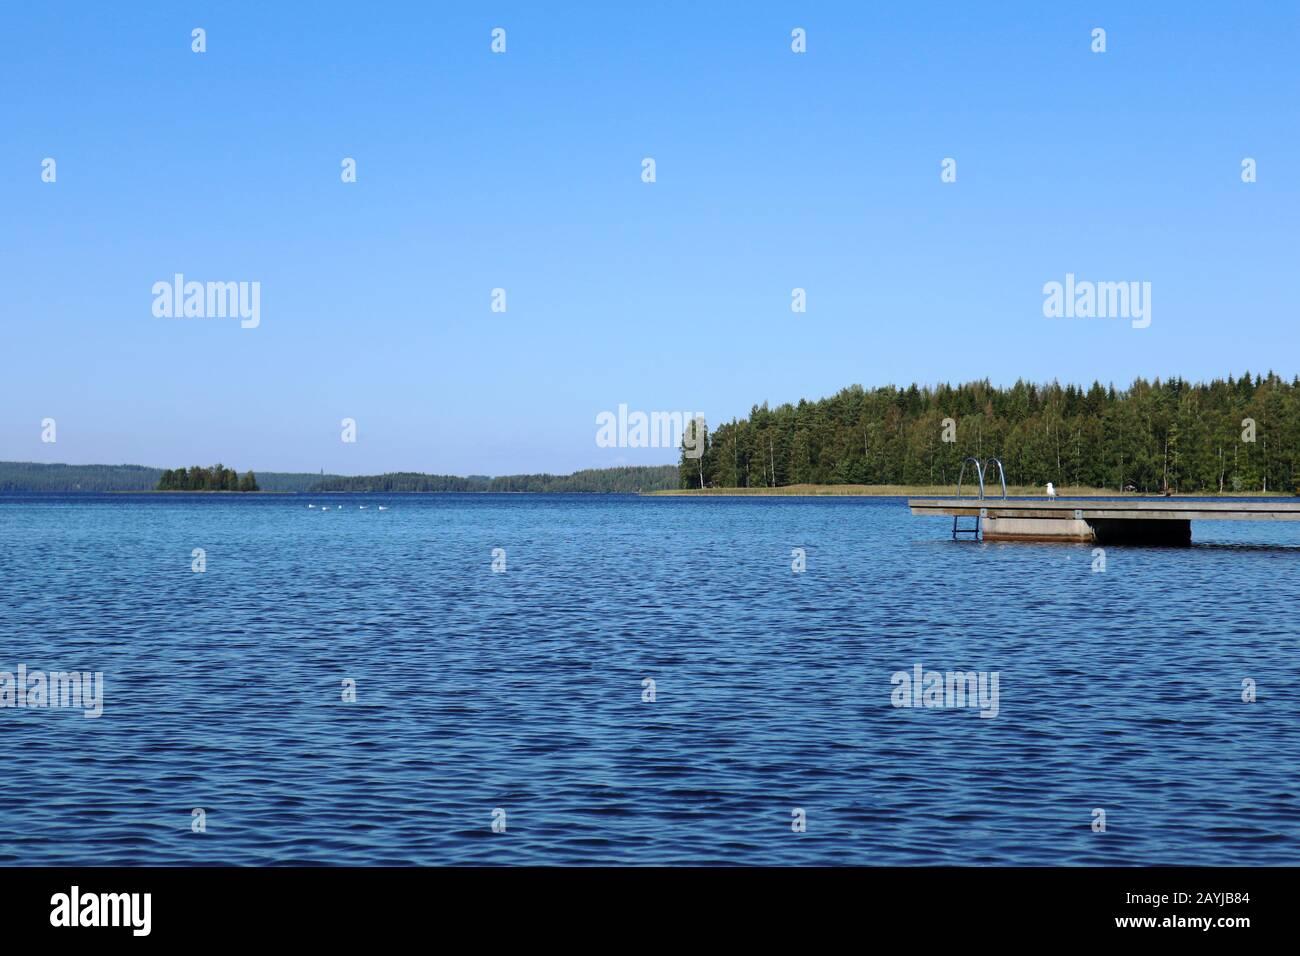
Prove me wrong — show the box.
[0,463,333,493]
[158,465,259,492]
[0,462,677,494]
[0,462,164,492]
[312,465,678,493]
[678,373,1300,494]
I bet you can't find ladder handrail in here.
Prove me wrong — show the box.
[955,456,1008,501]
[983,457,1008,500]
[955,457,985,499]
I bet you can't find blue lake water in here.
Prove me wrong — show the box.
[1,492,1298,865]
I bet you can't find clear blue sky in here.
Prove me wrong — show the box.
[3,2,1296,475]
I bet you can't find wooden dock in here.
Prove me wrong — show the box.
[907,496,1300,543]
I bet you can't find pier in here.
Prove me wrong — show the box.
[907,496,1300,544]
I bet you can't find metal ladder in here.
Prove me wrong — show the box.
[952,457,1007,540]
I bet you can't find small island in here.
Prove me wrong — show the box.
[157,465,259,492]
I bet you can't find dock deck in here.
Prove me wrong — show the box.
[907,496,1300,543]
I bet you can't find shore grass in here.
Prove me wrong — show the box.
[645,484,1298,497]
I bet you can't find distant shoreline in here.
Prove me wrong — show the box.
[105,489,632,495]
[0,461,679,495]
[8,488,658,496]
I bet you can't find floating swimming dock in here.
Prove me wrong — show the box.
[908,496,1300,544]
[909,457,1300,543]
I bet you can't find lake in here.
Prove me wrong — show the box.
[1,493,1297,865]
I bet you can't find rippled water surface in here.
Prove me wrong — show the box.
[2,493,1298,865]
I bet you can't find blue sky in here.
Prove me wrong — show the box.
[3,2,1296,475]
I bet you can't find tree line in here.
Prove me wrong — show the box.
[311,465,679,493]
[0,462,677,493]
[158,465,259,492]
[679,373,1300,494]
[0,463,339,493]
[0,463,164,492]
